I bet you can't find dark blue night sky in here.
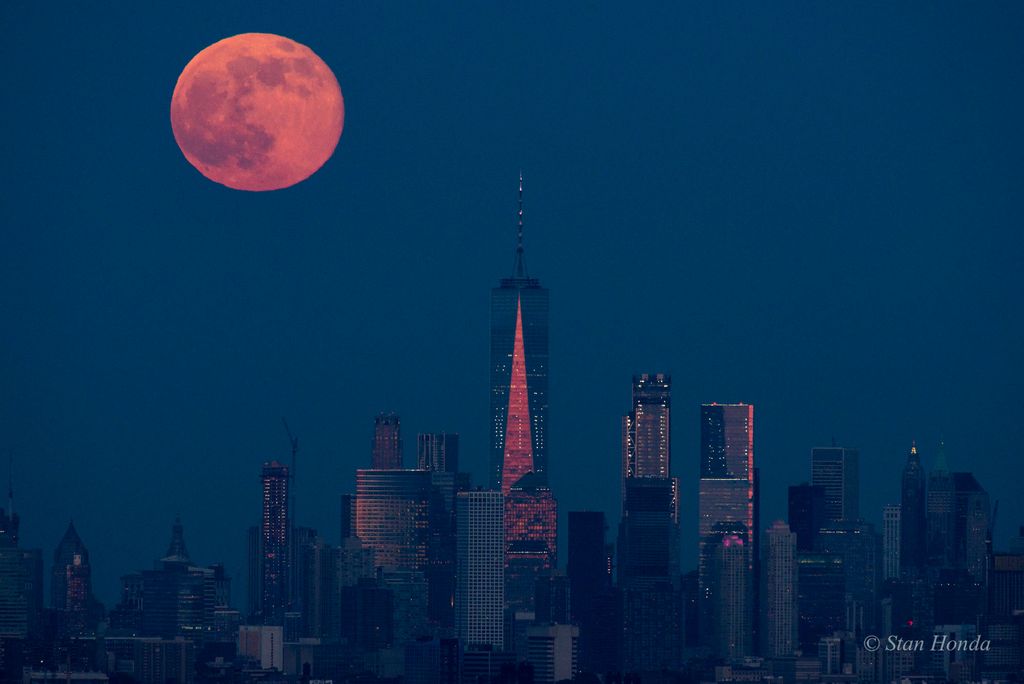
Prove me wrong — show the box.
[2,3,1022,604]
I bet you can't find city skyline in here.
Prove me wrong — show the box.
[2,4,1023,681]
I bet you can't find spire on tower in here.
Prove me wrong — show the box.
[513,171,527,278]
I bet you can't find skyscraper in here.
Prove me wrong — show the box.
[567,512,610,619]
[372,412,403,469]
[952,472,990,580]
[504,473,557,611]
[899,443,927,578]
[619,477,682,670]
[456,490,504,649]
[417,432,460,473]
[787,483,827,552]
[622,374,671,503]
[354,469,433,571]
[763,521,797,658]
[926,441,955,568]
[489,175,548,493]
[796,553,845,653]
[815,520,880,633]
[698,403,757,656]
[51,521,99,637]
[260,460,290,625]
[567,511,618,675]
[882,504,902,581]
[811,445,860,523]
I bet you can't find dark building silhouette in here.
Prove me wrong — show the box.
[618,477,681,671]
[926,441,956,568]
[372,412,404,469]
[796,552,845,653]
[814,520,880,633]
[339,493,356,541]
[811,445,859,523]
[899,443,927,578]
[567,511,617,674]
[260,460,290,625]
[567,512,610,618]
[489,175,548,492]
[952,472,990,581]
[119,518,232,638]
[0,504,42,639]
[417,432,460,473]
[534,573,571,625]
[788,483,827,553]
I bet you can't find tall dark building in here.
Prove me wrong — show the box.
[567,512,610,617]
[489,175,548,493]
[622,374,671,506]
[787,483,827,552]
[899,443,927,578]
[372,412,403,469]
[618,477,681,671]
[0,503,42,639]
[260,460,290,625]
[698,403,756,658]
[815,520,880,633]
[51,521,100,637]
[952,472,990,581]
[417,433,459,473]
[796,552,846,653]
[568,512,617,675]
[926,441,955,568]
[811,445,860,522]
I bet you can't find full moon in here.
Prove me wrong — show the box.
[170,33,344,191]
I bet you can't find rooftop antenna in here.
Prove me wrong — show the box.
[513,171,527,278]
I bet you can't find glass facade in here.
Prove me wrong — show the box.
[811,446,860,523]
[354,469,433,571]
[490,281,548,491]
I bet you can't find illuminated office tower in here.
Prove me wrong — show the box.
[260,461,290,625]
[899,443,926,578]
[926,441,955,568]
[763,521,797,658]
[882,504,902,581]
[698,403,757,656]
[372,412,403,469]
[417,432,459,473]
[489,175,548,493]
[622,374,671,508]
[354,469,433,571]
[504,473,557,611]
[811,445,860,522]
[456,490,504,649]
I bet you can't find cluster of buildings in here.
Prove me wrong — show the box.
[2,182,1023,683]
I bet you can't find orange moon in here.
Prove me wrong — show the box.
[170,33,344,191]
